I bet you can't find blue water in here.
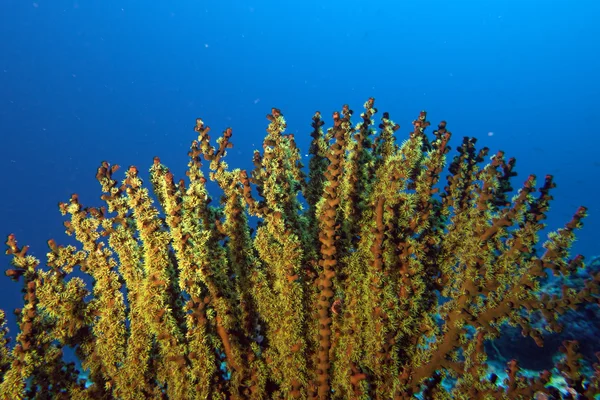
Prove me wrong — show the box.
[0,0,599,376]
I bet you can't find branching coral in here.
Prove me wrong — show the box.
[2,99,599,399]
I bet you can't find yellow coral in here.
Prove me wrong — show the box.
[1,100,598,399]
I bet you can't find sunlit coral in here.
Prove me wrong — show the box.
[2,99,599,399]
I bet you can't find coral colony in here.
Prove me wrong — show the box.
[1,99,599,399]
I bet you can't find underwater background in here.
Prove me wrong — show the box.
[1,0,599,394]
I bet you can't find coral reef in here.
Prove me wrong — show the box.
[2,99,599,399]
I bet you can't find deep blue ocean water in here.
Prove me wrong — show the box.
[1,0,599,390]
